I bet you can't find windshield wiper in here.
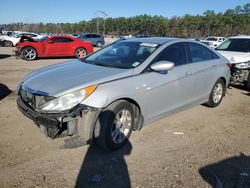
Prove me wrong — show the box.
[93,62,116,68]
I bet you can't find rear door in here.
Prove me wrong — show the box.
[83,34,94,45]
[186,42,220,102]
[45,37,73,56]
[142,42,194,121]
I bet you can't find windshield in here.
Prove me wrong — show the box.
[84,41,159,69]
[216,38,250,52]
[37,36,49,42]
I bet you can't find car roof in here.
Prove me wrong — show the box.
[205,36,224,38]
[121,37,178,45]
[229,35,250,39]
[50,35,74,39]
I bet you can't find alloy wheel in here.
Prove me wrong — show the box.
[111,109,132,144]
[23,48,36,60]
[212,83,223,103]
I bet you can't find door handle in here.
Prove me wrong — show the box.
[185,72,192,77]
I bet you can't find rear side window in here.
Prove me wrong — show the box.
[188,43,211,63]
[92,34,101,38]
[154,43,187,66]
[85,34,92,38]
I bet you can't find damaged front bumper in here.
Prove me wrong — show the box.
[17,96,101,148]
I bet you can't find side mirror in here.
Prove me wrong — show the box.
[150,61,174,72]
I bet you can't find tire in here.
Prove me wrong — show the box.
[75,48,87,58]
[96,41,102,47]
[21,47,37,61]
[205,79,225,107]
[39,124,59,138]
[94,100,134,151]
[245,72,250,91]
[4,40,13,47]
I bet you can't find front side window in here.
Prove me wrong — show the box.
[216,38,250,52]
[154,43,187,66]
[52,37,73,43]
[84,41,159,69]
[188,43,211,63]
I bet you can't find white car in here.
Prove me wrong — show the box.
[201,36,226,48]
[0,32,44,47]
[216,35,250,89]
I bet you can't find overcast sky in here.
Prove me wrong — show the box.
[0,0,249,24]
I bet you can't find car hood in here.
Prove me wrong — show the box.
[216,50,250,64]
[19,35,37,43]
[21,60,134,97]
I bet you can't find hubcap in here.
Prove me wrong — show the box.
[24,49,36,60]
[213,83,223,103]
[111,109,132,144]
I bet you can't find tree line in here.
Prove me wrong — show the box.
[3,3,250,38]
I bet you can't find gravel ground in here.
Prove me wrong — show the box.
[0,46,250,188]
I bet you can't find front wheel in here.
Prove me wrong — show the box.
[21,47,37,61]
[94,100,134,151]
[75,48,87,58]
[205,79,225,107]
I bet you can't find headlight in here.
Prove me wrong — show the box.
[235,61,250,69]
[37,85,97,112]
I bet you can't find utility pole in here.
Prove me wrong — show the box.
[94,10,108,35]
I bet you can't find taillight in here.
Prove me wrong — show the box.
[227,63,232,69]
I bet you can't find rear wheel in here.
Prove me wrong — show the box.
[4,40,13,47]
[21,47,37,61]
[94,100,134,151]
[96,41,102,47]
[75,48,87,58]
[205,79,225,107]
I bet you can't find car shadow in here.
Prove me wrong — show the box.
[199,153,250,188]
[75,142,132,188]
[38,57,76,60]
[0,54,12,59]
[0,83,12,101]
[230,85,249,92]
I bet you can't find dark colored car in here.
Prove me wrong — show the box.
[15,35,93,61]
[77,33,105,47]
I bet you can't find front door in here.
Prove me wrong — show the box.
[141,42,194,121]
[45,37,72,56]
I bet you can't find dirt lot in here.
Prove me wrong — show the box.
[0,46,250,188]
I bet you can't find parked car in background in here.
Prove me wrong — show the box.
[0,32,44,47]
[15,35,93,61]
[201,36,226,48]
[77,33,105,47]
[16,37,230,150]
[216,35,250,90]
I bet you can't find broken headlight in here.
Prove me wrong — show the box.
[37,85,97,113]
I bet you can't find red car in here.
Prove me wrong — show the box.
[16,35,93,61]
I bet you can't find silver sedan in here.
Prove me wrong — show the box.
[17,37,230,150]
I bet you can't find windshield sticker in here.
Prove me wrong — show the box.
[132,62,140,67]
[140,43,158,48]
